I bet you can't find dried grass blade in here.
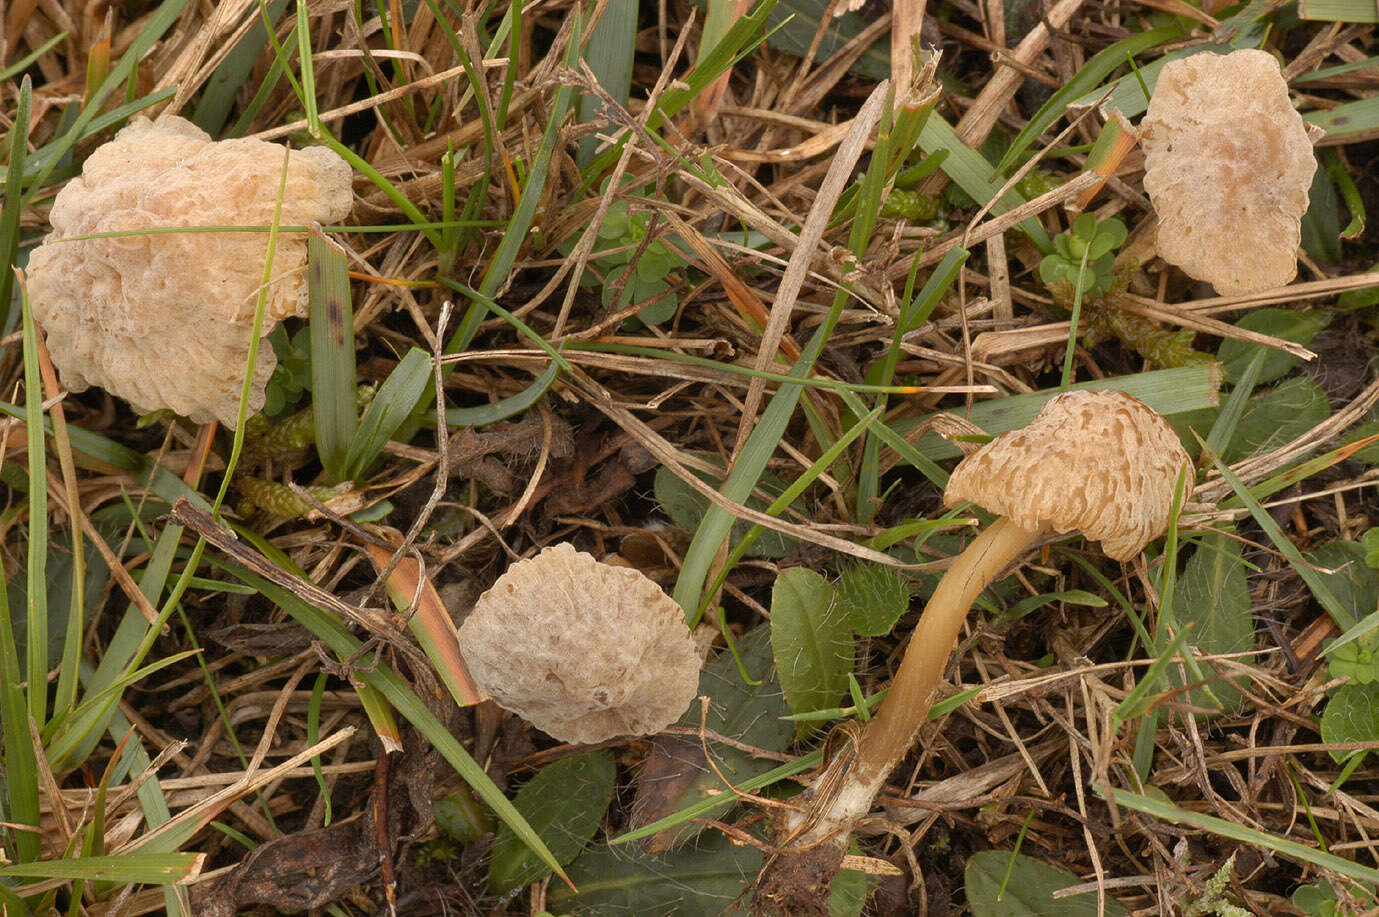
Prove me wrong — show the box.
[364,544,487,708]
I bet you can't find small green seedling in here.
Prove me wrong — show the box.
[1040,212,1127,298]
[263,325,313,417]
[560,198,685,326]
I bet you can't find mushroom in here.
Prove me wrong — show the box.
[1140,49,1317,295]
[754,390,1193,915]
[25,115,353,428]
[456,543,701,745]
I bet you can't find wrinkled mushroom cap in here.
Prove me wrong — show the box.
[456,543,701,744]
[1141,49,1317,296]
[26,116,353,427]
[943,391,1193,561]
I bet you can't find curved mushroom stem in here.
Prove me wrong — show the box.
[754,516,1045,916]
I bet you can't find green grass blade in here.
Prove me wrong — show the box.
[918,113,1050,251]
[294,0,319,130]
[0,76,31,335]
[446,362,561,427]
[1098,784,1379,884]
[1201,446,1353,633]
[1306,96,1379,142]
[21,290,48,726]
[446,15,584,354]
[0,854,202,884]
[344,348,433,480]
[896,365,1221,461]
[1300,0,1378,20]
[578,0,638,166]
[47,528,179,772]
[859,246,968,521]
[1074,12,1269,120]
[192,0,289,134]
[698,408,883,621]
[0,544,38,865]
[996,24,1186,175]
[1205,349,1266,457]
[673,85,896,622]
[612,749,823,846]
[18,88,177,185]
[0,400,206,510]
[0,33,66,84]
[586,0,779,178]
[308,231,357,481]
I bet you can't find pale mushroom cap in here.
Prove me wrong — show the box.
[456,543,701,744]
[25,116,353,427]
[1141,49,1317,296]
[943,391,1194,561]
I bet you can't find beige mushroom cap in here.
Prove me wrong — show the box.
[25,116,353,427]
[456,543,701,744]
[1141,49,1317,296]
[943,391,1193,561]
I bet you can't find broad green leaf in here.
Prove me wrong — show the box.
[1303,166,1344,264]
[965,850,1128,916]
[1217,308,1331,385]
[489,750,617,894]
[763,0,889,80]
[837,563,911,637]
[548,830,760,915]
[1308,542,1379,629]
[1321,682,1379,764]
[655,462,799,558]
[1169,529,1254,713]
[771,568,852,728]
[434,789,491,844]
[1292,881,1345,917]
[629,627,791,850]
[829,845,877,917]
[1310,541,1379,683]
[1225,377,1330,464]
